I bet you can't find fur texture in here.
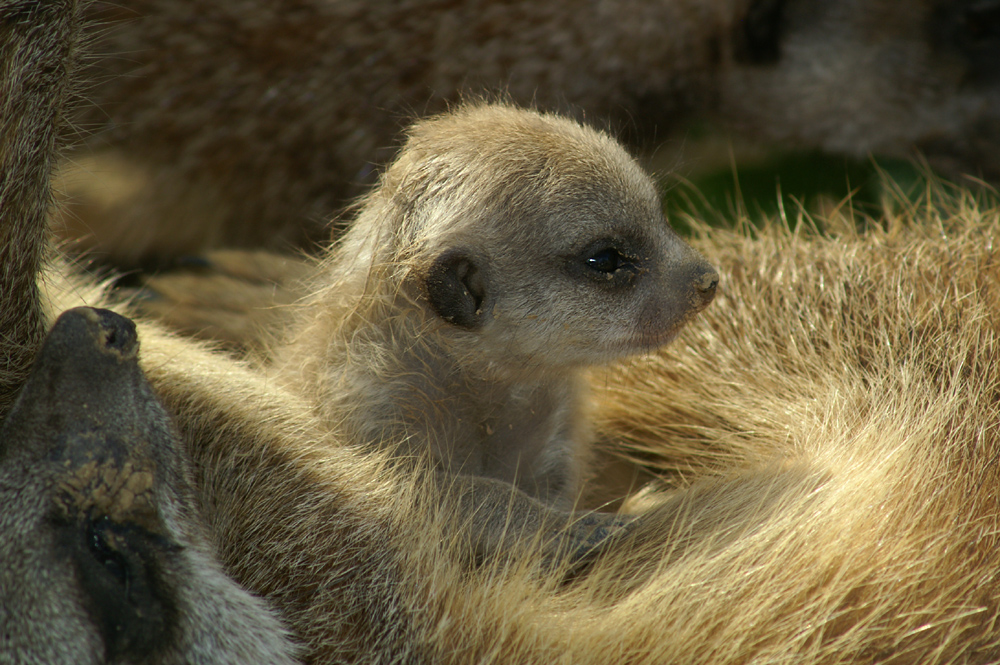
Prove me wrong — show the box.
[9,3,1000,661]
[0,307,299,664]
[0,0,80,415]
[584,188,1000,662]
[1,7,702,662]
[0,4,298,662]
[136,185,1000,663]
[56,0,1000,264]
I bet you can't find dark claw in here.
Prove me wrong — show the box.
[563,513,636,572]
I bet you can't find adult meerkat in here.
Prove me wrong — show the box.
[271,104,718,508]
[1,7,296,661]
[64,0,1000,265]
[0,306,299,664]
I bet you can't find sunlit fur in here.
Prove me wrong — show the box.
[136,183,1000,663]
[584,185,1000,663]
[310,184,1000,664]
[9,3,1000,658]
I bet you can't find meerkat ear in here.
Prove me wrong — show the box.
[735,0,786,64]
[425,248,488,329]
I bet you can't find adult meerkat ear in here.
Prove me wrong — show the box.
[734,0,786,64]
[931,0,1000,84]
[425,248,488,329]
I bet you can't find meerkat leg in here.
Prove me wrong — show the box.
[0,0,83,415]
[440,473,635,569]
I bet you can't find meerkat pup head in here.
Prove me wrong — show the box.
[338,104,717,375]
[340,105,718,368]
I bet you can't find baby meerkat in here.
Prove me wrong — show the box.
[275,104,718,509]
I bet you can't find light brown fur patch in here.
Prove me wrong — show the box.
[56,459,157,528]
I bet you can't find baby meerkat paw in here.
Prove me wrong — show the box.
[550,512,637,578]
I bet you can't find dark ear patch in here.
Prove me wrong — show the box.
[425,249,488,329]
[930,0,1000,84]
[734,0,786,64]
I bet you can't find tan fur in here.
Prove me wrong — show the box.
[134,185,1000,662]
[10,5,1000,661]
[57,0,1000,265]
[579,190,1000,662]
[124,249,315,352]
[185,182,1000,664]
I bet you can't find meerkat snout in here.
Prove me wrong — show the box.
[694,265,720,304]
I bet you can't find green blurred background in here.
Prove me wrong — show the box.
[643,125,935,233]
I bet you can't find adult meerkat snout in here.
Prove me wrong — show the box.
[279,104,716,509]
[0,307,297,664]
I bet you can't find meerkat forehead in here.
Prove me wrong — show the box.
[384,104,665,255]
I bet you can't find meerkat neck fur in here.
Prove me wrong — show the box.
[287,263,590,507]
[274,104,718,508]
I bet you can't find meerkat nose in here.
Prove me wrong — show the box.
[694,267,719,305]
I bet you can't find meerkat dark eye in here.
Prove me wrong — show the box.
[567,238,642,286]
[586,248,624,273]
[57,512,180,660]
